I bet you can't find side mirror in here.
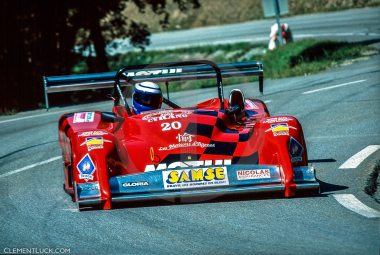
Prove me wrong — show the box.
[101,112,123,123]
[106,94,116,101]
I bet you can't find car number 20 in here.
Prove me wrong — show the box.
[161,121,181,131]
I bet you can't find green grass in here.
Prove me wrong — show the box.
[92,39,376,91]
[107,42,263,69]
[2,39,375,116]
[262,39,372,78]
[120,0,380,33]
[105,42,265,91]
[69,39,376,95]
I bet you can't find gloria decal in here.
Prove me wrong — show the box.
[73,112,95,123]
[142,110,192,122]
[237,169,271,180]
[76,153,96,182]
[145,159,231,172]
[122,182,149,187]
[289,137,303,163]
[163,167,229,190]
[80,137,111,151]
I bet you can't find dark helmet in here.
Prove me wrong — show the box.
[229,89,245,113]
[132,81,163,114]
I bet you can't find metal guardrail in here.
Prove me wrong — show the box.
[43,61,263,110]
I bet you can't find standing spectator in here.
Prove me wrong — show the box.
[268,23,293,50]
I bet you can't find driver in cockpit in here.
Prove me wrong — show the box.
[228,89,247,124]
[131,81,163,114]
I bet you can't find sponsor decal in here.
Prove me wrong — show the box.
[125,68,182,77]
[122,182,149,187]
[77,153,96,182]
[73,112,95,123]
[142,110,192,122]
[270,123,289,136]
[176,132,194,143]
[150,146,160,164]
[145,159,231,172]
[80,137,111,151]
[150,147,155,161]
[161,121,182,131]
[265,123,296,136]
[263,117,293,124]
[78,182,99,191]
[293,167,315,181]
[163,167,229,190]
[289,137,303,163]
[159,141,215,151]
[237,169,271,180]
[78,131,108,137]
[77,182,100,198]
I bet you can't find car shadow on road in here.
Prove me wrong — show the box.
[109,184,345,211]
[309,158,336,163]
[0,140,57,160]
[75,177,349,211]
[318,179,348,194]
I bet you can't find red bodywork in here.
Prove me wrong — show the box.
[59,97,310,210]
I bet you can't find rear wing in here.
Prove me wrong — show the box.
[43,61,263,110]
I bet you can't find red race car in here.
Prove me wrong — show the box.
[52,60,319,210]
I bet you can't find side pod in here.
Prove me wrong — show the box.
[255,116,319,197]
[58,111,117,210]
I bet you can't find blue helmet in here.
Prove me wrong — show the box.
[132,81,163,114]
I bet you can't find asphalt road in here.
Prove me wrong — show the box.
[1,7,380,255]
[0,51,379,254]
[108,7,380,53]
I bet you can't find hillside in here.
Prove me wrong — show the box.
[122,0,380,32]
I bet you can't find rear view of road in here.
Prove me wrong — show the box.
[1,7,380,255]
[108,7,380,53]
[0,54,379,255]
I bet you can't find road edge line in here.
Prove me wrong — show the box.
[302,79,366,94]
[0,156,62,179]
[339,145,380,169]
[333,194,380,218]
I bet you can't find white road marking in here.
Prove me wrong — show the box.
[302,79,366,94]
[296,32,380,39]
[0,156,62,179]
[132,32,380,52]
[264,100,272,104]
[0,110,70,124]
[61,208,79,212]
[339,145,380,169]
[308,134,380,140]
[333,194,380,218]
[0,102,111,124]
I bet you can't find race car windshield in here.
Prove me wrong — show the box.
[133,92,162,108]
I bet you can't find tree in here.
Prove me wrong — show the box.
[0,0,200,113]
